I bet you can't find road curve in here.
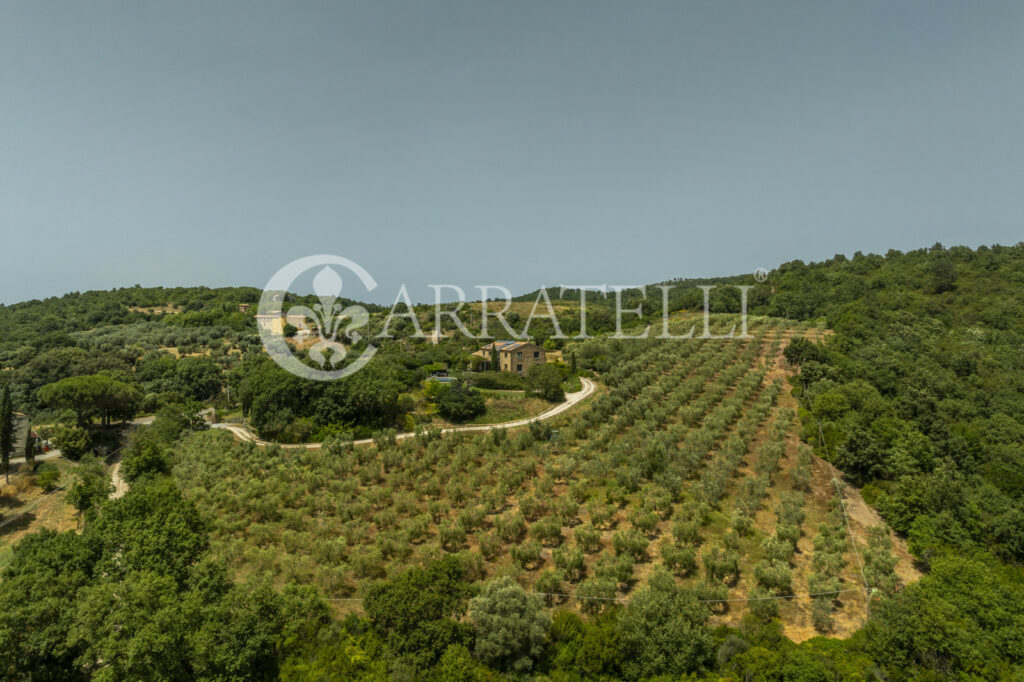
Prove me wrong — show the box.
[211,377,597,450]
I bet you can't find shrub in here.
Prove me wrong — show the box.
[811,597,833,632]
[518,494,546,522]
[747,586,779,622]
[35,464,60,492]
[49,423,91,460]
[703,545,740,584]
[440,523,467,552]
[588,502,616,530]
[530,516,564,547]
[534,570,566,605]
[731,511,754,537]
[628,509,660,538]
[574,524,602,554]
[661,544,697,576]
[595,553,635,588]
[753,559,792,594]
[552,546,586,582]
[576,577,618,615]
[66,454,111,515]
[495,512,526,543]
[612,529,649,561]
[120,432,171,482]
[511,540,543,570]
[468,371,528,391]
[762,535,796,564]
[672,519,702,546]
[478,532,502,561]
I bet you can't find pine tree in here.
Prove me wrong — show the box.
[490,345,500,372]
[570,352,577,375]
[0,384,13,484]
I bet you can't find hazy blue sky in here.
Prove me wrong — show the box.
[2,2,1022,305]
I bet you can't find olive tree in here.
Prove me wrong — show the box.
[468,576,551,673]
[615,570,713,679]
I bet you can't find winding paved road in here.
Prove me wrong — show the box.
[211,377,597,449]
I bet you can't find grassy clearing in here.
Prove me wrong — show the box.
[0,460,80,568]
[468,393,549,425]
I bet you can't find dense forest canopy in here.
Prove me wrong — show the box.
[759,244,1024,564]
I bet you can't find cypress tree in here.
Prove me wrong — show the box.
[24,420,34,469]
[0,384,12,484]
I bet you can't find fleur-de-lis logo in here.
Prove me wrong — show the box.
[287,266,370,368]
[258,255,377,381]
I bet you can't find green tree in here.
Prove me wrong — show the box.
[119,429,171,482]
[36,463,60,491]
[433,643,482,681]
[37,373,141,426]
[49,422,91,460]
[68,570,197,680]
[66,454,112,520]
[86,478,209,585]
[279,623,387,681]
[24,419,35,469]
[436,381,486,422]
[835,426,885,485]
[527,363,565,402]
[0,481,326,681]
[0,529,95,679]
[174,355,224,400]
[468,576,551,673]
[615,571,713,679]
[149,400,207,443]
[188,581,288,680]
[364,556,473,671]
[573,611,621,677]
[0,383,12,483]
[783,336,829,367]
[865,554,1024,678]
[930,258,957,293]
